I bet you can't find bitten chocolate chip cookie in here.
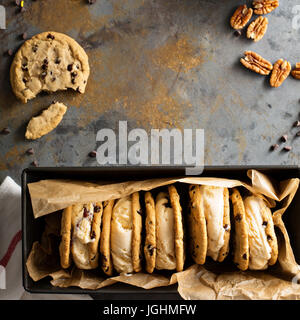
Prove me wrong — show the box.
[10,32,90,103]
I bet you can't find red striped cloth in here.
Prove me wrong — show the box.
[0,230,22,268]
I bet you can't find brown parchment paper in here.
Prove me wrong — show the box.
[26,170,300,299]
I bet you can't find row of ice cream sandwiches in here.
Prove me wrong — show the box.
[59,184,278,274]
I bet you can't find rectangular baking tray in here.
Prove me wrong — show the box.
[22,166,300,299]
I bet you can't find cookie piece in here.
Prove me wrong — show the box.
[155,192,176,270]
[217,187,231,262]
[144,191,156,273]
[71,203,100,270]
[10,31,90,103]
[132,192,143,273]
[231,188,249,271]
[168,185,185,272]
[244,195,278,269]
[59,206,72,269]
[111,196,134,273]
[188,185,207,265]
[99,200,114,276]
[25,102,67,140]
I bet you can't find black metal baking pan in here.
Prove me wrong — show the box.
[22,166,300,299]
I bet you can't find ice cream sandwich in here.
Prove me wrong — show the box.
[189,185,230,264]
[244,195,278,270]
[59,202,103,270]
[144,185,185,273]
[110,192,142,274]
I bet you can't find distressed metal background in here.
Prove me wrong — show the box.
[0,0,299,184]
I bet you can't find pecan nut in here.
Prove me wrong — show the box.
[230,5,253,30]
[291,63,300,79]
[240,51,273,75]
[247,16,268,42]
[253,0,279,15]
[270,59,291,87]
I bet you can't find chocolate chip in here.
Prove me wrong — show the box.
[21,65,28,72]
[1,128,10,135]
[26,148,34,155]
[224,224,230,231]
[7,49,13,56]
[32,45,38,53]
[88,150,97,158]
[270,144,279,151]
[40,71,47,79]
[267,235,272,241]
[41,64,48,70]
[71,71,77,78]
[83,207,89,217]
[90,230,96,239]
[23,77,28,83]
[147,245,155,256]
[283,146,292,152]
[67,64,73,71]
[262,221,268,227]
[164,201,172,208]
[31,160,38,167]
[242,253,247,260]
[55,58,61,64]
[293,120,300,127]
[234,30,241,37]
[51,77,56,82]
[94,205,101,213]
[22,32,27,40]
[281,134,288,142]
[235,214,242,222]
[43,58,48,65]
[47,34,55,40]
[71,78,76,84]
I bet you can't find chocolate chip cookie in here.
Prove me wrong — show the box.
[10,32,90,103]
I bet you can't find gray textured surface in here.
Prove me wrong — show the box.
[0,0,299,185]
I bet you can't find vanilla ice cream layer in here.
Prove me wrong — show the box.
[200,186,225,261]
[73,203,95,244]
[111,196,133,273]
[155,192,176,270]
[244,196,271,270]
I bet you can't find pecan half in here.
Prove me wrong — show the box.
[247,16,268,42]
[230,5,253,30]
[253,0,279,15]
[291,63,300,79]
[240,51,273,75]
[270,59,291,87]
